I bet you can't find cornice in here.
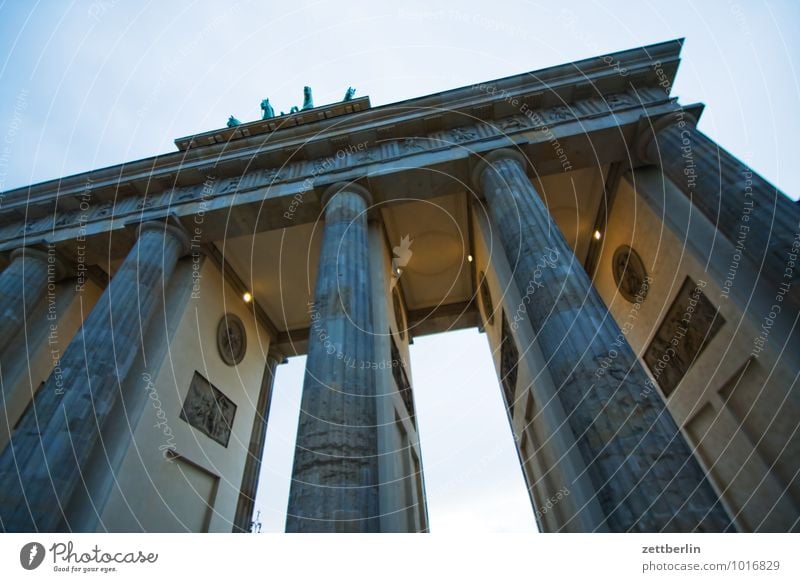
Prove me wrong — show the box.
[0,39,683,220]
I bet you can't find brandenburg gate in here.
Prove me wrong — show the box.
[0,40,797,533]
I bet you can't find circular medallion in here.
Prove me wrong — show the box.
[217,313,247,366]
[612,245,649,303]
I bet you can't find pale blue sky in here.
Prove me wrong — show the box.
[1,0,798,532]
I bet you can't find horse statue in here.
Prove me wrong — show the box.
[227,115,241,127]
[302,86,314,110]
[343,87,356,101]
[260,98,275,120]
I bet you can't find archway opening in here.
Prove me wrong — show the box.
[253,328,537,533]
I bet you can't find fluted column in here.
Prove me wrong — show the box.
[0,247,65,356]
[473,149,731,532]
[0,221,188,532]
[638,111,800,306]
[286,182,379,532]
[232,347,285,532]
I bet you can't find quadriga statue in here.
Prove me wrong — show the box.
[302,86,313,110]
[260,98,275,120]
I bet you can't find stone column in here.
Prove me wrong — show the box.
[638,111,800,307]
[285,182,379,532]
[0,221,188,532]
[473,149,731,532]
[232,347,285,533]
[0,247,65,357]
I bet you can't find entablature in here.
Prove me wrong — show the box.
[0,40,683,224]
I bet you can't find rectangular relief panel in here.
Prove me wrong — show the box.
[500,312,519,415]
[390,335,415,421]
[179,371,237,447]
[644,277,725,397]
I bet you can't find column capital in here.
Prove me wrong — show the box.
[136,220,191,256]
[471,148,528,190]
[320,181,373,208]
[9,247,68,281]
[636,110,698,164]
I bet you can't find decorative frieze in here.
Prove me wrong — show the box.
[0,90,664,246]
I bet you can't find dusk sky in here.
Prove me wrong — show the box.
[1,0,797,532]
